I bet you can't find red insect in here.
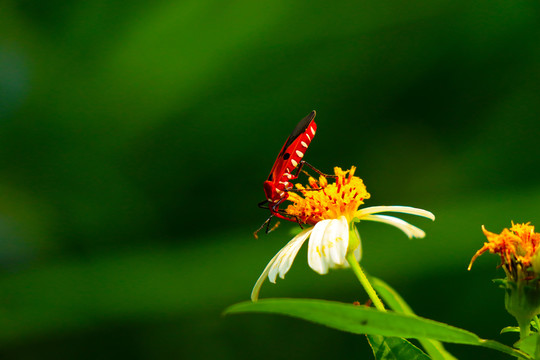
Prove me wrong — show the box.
[255,110,321,237]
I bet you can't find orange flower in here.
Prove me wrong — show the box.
[469,222,540,338]
[468,222,540,272]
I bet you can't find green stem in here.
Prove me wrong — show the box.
[518,317,531,340]
[346,252,386,312]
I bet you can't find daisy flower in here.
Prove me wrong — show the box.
[251,166,435,301]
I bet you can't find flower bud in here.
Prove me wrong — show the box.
[469,223,540,338]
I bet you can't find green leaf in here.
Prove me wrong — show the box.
[226,299,475,342]
[371,277,457,360]
[367,335,431,360]
[225,299,532,359]
[501,326,520,334]
[502,319,540,335]
[515,333,540,358]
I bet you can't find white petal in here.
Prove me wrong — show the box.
[321,221,336,266]
[325,216,349,266]
[357,206,435,221]
[276,230,312,279]
[307,220,331,274]
[251,228,312,301]
[268,228,312,283]
[362,214,426,238]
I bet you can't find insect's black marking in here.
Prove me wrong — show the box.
[278,110,316,157]
[283,153,290,160]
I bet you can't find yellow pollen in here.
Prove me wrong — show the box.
[285,166,370,225]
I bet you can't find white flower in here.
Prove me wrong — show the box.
[251,206,434,301]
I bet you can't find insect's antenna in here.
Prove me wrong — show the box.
[267,221,281,234]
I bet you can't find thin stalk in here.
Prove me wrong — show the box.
[346,252,386,312]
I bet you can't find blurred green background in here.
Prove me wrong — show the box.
[1,0,539,358]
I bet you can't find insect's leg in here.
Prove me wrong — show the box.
[287,187,320,193]
[258,199,269,209]
[269,200,293,221]
[274,210,305,230]
[254,199,290,238]
[261,201,310,212]
[266,219,280,234]
[285,163,332,194]
[289,161,335,181]
[271,202,305,230]
[300,161,337,178]
[254,214,273,239]
[295,216,304,229]
[289,161,305,180]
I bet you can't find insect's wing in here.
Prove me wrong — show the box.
[278,110,316,158]
[267,111,317,182]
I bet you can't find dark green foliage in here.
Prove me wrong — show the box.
[1,0,540,358]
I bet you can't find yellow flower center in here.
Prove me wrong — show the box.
[469,222,540,272]
[285,166,370,225]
